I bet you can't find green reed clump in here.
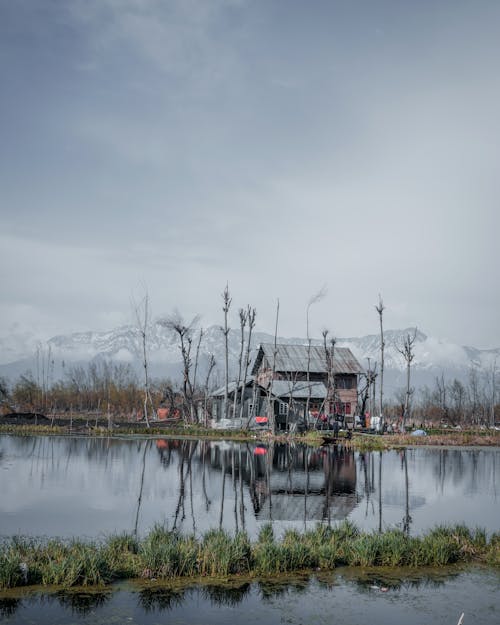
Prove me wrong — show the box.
[1,524,498,589]
[252,523,283,574]
[140,525,195,579]
[103,533,141,578]
[485,532,500,566]
[40,540,111,586]
[199,529,251,577]
[0,550,23,589]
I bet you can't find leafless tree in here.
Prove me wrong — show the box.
[240,306,256,421]
[160,311,200,422]
[232,308,248,420]
[397,328,417,431]
[435,373,449,424]
[322,329,337,417]
[192,328,204,395]
[221,284,232,420]
[489,358,497,427]
[305,286,327,425]
[266,298,280,433]
[375,294,385,428]
[132,292,154,427]
[203,353,216,426]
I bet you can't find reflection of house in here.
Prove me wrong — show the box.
[251,344,364,429]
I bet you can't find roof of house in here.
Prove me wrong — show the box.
[268,379,327,399]
[210,376,255,398]
[251,343,364,375]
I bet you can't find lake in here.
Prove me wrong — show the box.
[0,435,498,539]
[1,568,499,625]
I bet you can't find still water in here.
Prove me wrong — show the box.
[1,569,499,625]
[0,435,498,539]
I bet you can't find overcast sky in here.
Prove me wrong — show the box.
[1,0,499,348]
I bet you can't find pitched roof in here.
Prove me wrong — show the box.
[269,379,327,399]
[252,343,364,375]
[210,376,255,398]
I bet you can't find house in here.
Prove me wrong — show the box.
[251,343,364,430]
[209,377,257,428]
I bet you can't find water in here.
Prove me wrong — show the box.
[0,435,498,539]
[1,569,499,624]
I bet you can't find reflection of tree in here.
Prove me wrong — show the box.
[138,587,186,612]
[134,439,152,538]
[401,450,412,536]
[53,590,111,615]
[0,597,21,618]
[173,440,198,531]
[202,583,251,606]
[378,451,383,533]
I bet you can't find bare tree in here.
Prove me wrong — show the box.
[240,306,256,421]
[322,329,337,418]
[266,298,280,433]
[232,308,248,420]
[192,328,204,395]
[305,286,327,426]
[160,311,200,422]
[397,328,417,432]
[203,353,216,426]
[375,295,385,429]
[489,358,497,427]
[133,292,154,427]
[221,284,232,420]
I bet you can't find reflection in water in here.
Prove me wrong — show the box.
[0,435,499,540]
[0,598,20,619]
[52,591,111,615]
[1,570,499,624]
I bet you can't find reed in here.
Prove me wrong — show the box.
[0,524,498,589]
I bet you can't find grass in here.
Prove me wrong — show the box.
[1,523,497,590]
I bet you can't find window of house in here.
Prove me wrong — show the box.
[336,377,354,389]
[279,401,289,415]
[212,401,218,419]
[344,403,351,414]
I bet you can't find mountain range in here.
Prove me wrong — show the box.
[0,324,498,397]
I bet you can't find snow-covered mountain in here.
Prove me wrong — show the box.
[0,324,498,396]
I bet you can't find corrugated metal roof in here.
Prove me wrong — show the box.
[252,344,364,375]
[210,376,255,398]
[269,379,327,399]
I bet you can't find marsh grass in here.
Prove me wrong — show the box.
[0,523,497,589]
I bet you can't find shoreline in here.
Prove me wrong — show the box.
[1,420,499,450]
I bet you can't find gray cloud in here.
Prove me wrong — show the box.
[1,0,499,348]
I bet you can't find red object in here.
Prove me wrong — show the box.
[156,439,168,449]
[255,416,268,425]
[157,408,168,420]
[254,446,267,455]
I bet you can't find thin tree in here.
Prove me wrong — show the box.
[240,306,257,421]
[161,312,200,422]
[232,308,248,420]
[397,328,417,432]
[375,295,385,429]
[221,284,232,420]
[192,328,204,396]
[266,298,280,433]
[133,292,153,428]
[306,286,327,426]
[322,329,336,419]
[490,358,497,428]
[203,353,216,426]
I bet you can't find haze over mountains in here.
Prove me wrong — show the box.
[1,323,498,398]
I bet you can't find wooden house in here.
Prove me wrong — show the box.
[251,343,364,429]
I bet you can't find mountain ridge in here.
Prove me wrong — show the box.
[1,324,498,396]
